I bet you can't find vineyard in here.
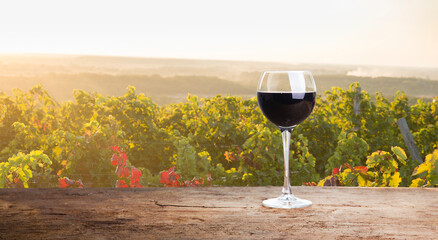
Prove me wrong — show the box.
[0,83,437,188]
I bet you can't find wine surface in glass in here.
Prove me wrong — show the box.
[257,91,316,128]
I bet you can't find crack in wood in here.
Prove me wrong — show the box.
[153,200,244,209]
[44,212,68,216]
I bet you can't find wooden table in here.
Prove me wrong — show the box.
[0,187,437,239]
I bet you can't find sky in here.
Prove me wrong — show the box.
[0,0,437,68]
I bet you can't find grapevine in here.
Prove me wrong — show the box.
[0,84,436,188]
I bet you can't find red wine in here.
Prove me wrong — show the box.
[257,91,316,128]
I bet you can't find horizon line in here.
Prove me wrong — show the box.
[1,52,437,70]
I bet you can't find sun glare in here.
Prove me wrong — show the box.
[0,0,437,68]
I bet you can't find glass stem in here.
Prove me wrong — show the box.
[281,128,293,195]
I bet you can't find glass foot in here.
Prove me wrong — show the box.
[262,194,312,209]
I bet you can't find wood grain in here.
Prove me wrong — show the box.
[1,187,437,239]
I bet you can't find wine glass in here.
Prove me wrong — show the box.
[257,70,316,209]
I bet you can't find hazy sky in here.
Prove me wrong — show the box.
[1,0,437,68]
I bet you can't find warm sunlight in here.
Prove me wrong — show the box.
[1,1,438,239]
[1,0,437,68]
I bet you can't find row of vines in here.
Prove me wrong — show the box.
[0,83,437,188]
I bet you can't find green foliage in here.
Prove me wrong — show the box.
[327,131,369,174]
[0,150,51,188]
[365,147,406,187]
[331,147,407,187]
[0,84,436,188]
[138,167,160,187]
[409,99,438,157]
[53,118,122,187]
[172,133,211,179]
[410,149,438,187]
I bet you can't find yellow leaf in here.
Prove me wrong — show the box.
[17,169,26,181]
[23,165,32,179]
[53,146,62,159]
[389,172,401,187]
[425,150,438,164]
[412,162,431,176]
[388,158,398,171]
[317,176,331,186]
[409,178,425,187]
[61,160,68,167]
[357,175,372,187]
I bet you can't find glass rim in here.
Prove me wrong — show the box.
[258,70,317,93]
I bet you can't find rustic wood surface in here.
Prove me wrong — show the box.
[0,187,437,239]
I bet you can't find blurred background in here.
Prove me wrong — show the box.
[0,0,437,104]
[0,0,437,189]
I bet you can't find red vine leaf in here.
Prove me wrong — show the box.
[111,153,119,166]
[115,165,130,178]
[111,145,121,153]
[120,152,127,164]
[160,166,182,187]
[130,167,144,188]
[58,177,84,188]
[116,179,129,188]
[354,166,368,173]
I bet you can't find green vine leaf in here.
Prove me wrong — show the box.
[391,146,407,165]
